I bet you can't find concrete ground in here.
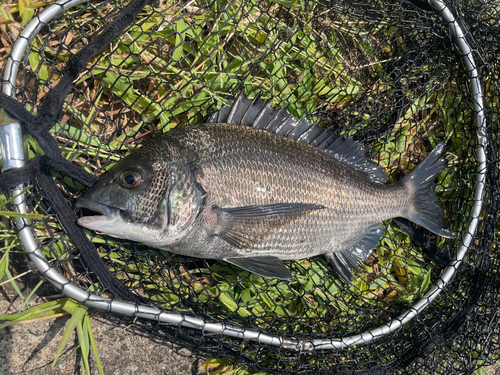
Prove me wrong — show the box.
[0,255,206,375]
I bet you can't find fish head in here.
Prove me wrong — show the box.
[76,150,171,243]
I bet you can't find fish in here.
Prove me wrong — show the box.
[76,93,457,281]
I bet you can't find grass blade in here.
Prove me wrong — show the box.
[51,302,87,369]
[85,313,105,375]
[76,318,91,374]
[21,279,45,310]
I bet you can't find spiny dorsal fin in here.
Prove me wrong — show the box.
[209,92,388,184]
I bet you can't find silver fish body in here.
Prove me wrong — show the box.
[77,95,456,280]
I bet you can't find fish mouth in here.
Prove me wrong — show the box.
[75,198,120,217]
[75,198,122,234]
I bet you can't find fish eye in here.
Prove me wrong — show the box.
[119,169,143,189]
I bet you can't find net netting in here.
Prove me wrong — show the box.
[0,0,499,373]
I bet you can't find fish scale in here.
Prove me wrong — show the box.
[163,123,407,258]
[77,94,456,281]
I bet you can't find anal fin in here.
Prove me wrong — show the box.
[325,224,385,282]
[225,256,293,279]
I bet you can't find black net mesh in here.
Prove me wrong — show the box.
[1,0,500,373]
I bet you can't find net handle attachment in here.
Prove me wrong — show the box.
[0,0,488,353]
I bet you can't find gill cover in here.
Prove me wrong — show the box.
[165,161,206,240]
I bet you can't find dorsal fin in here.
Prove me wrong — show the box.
[208,92,388,184]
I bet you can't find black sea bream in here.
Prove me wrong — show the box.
[76,93,456,281]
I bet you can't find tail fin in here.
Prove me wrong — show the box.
[401,142,457,239]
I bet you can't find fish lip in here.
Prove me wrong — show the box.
[75,198,120,218]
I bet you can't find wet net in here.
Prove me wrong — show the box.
[0,0,499,373]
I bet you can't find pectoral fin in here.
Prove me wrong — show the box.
[225,256,293,279]
[214,203,325,249]
[325,224,385,282]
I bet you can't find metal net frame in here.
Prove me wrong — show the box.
[0,0,499,373]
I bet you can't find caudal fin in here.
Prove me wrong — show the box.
[401,142,457,239]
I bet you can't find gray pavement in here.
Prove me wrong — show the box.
[0,257,206,375]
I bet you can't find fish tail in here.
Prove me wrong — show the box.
[401,142,457,239]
